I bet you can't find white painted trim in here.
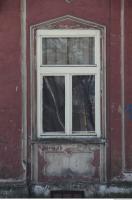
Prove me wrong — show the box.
[21,0,27,180]
[39,133,98,138]
[95,73,101,137]
[121,0,125,172]
[37,29,100,38]
[95,31,101,69]
[94,31,101,136]
[37,29,101,138]
[39,67,98,74]
[31,144,38,182]
[65,74,72,135]
[40,64,96,67]
[102,27,107,182]
[37,34,42,138]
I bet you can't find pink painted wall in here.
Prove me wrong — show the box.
[0,0,131,183]
[26,0,122,181]
[0,0,23,179]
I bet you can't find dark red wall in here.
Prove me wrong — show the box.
[0,0,23,179]
[108,0,122,178]
[26,0,122,181]
[0,0,131,182]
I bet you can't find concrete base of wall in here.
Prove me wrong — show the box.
[0,182,29,198]
[1,181,132,198]
[29,182,132,198]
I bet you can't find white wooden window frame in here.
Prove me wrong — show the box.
[37,29,101,138]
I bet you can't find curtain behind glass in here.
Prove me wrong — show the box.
[42,37,95,65]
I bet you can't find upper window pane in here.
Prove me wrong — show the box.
[42,37,95,65]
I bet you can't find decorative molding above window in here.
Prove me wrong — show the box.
[64,0,74,3]
[30,15,105,31]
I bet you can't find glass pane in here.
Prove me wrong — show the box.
[42,76,65,132]
[42,37,95,65]
[42,38,67,65]
[72,75,95,132]
[68,37,95,64]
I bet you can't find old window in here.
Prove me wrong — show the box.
[37,30,101,138]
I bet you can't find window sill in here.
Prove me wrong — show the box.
[31,136,106,144]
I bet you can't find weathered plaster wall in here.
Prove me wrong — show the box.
[108,0,122,178]
[27,0,122,183]
[0,0,132,197]
[38,144,100,182]
[1,0,132,197]
[0,0,23,179]
[0,0,124,184]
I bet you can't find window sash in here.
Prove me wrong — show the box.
[38,72,100,137]
[37,29,100,67]
[37,29,101,138]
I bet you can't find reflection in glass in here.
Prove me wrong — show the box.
[72,75,95,132]
[42,76,65,132]
[42,37,95,65]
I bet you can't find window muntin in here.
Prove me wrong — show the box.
[37,30,101,137]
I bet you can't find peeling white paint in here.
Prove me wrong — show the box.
[118,105,122,114]
[38,144,99,178]
[112,172,132,182]
[99,185,132,195]
[33,185,50,197]
[111,103,116,113]
[22,160,26,171]
[15,86,18,92]
[32,184,132,198]
[65,0,74,3]
[4,146,7,151]
[43,152,95,176]
[122,173,132,182]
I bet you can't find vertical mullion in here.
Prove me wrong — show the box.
[65,74,72,135]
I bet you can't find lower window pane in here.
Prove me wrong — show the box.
[72,75,95,132]
[42,76,65,132]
